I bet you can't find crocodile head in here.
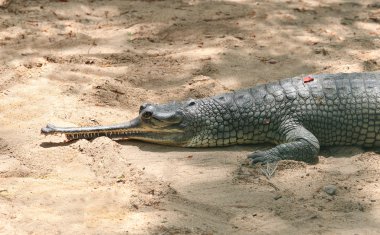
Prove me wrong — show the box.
[41,100,201,146]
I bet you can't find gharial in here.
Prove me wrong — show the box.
[41,72,380,164]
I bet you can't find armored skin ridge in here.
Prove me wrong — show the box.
[41,72,380,164]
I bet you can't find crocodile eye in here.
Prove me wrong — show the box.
[139,103,149,113]
[188,101,196,106]
[142,111,153,119]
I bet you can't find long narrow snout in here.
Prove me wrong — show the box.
[41,117,142,140]
[41,101,189,145]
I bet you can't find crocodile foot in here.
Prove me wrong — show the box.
[247,150,281,165]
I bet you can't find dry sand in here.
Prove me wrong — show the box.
[1,0,380,234]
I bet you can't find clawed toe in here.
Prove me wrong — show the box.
[247,151,280,164]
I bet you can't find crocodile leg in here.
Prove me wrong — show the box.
[248,123,320,164]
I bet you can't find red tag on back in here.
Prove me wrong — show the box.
[303,76,314,83]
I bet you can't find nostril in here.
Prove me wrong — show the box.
[142,111,153,119]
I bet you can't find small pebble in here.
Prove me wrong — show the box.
[324,185,337,196]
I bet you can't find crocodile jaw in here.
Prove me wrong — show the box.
[41,117,187,146]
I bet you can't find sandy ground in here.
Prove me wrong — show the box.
[1,0,380,234]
